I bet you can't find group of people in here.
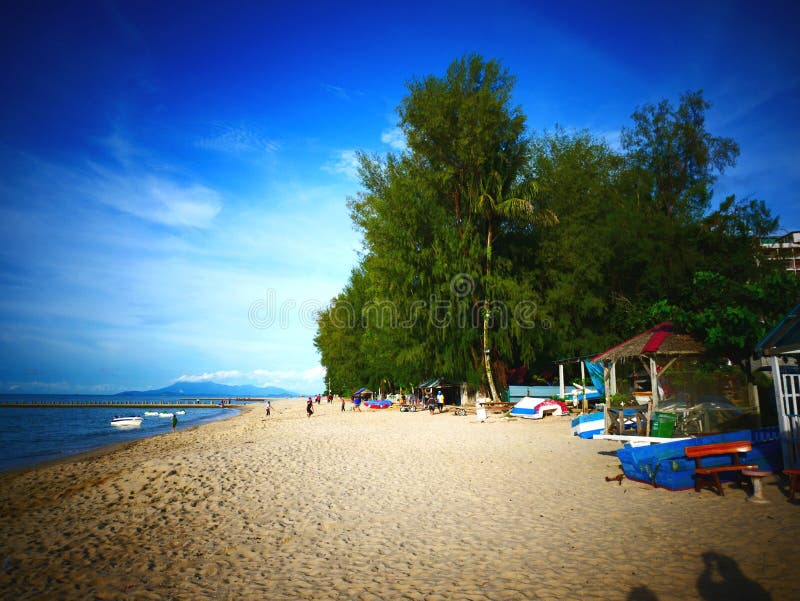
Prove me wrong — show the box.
[308,393,335,416]
[263,389,448,419]
[426,389,446,414]
[263,396,330,419]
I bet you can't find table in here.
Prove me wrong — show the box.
[742,470,772,504]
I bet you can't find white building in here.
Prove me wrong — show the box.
[761,230,800,276]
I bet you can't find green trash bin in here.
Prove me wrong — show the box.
[650,411,677,437]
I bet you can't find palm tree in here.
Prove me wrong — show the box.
[473,171,557,402]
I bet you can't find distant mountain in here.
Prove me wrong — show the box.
[115,381,299,398]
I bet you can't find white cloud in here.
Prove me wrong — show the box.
[320,83,365,100]
[250,366,327,392]
[321,83,350,99]
[86,166,222,229]
[0,379,123,394]
[101,131,143,168]
[176,370,242,383]
[596,129,622,152]
[252,365,325,383]
[381,126,407,151]
[197,125,280,154]
[0,143,359,395]
[173,367,326,392]
[322,149,360,180]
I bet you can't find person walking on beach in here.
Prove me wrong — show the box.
[341,395,346,412]
[307,397,314,417]
[437,389,445,413]
[266,401,272,417]
[171,413,178,432]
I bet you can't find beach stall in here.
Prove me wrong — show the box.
[417,377,462,408]
[353,387,374,401]
[754,303,800,469]
[591,322,706,437]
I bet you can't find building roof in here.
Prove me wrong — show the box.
[592,322,706,363]
[761,230,800,245]
[418,377,458,389]
[755,303,800,356]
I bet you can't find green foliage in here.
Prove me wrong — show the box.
[316,57,795,395]
[621,90,739,220]
[609,392,628,407]
[642,270,800,366]
[529,129,621,356]
[400,54,528,200]
[341,54,550,394]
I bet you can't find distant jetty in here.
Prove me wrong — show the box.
[0,398,257,409]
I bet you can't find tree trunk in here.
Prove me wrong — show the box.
[483,301,500,403]
[483,221,501,403]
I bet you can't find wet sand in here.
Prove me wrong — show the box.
[1,399,798,600]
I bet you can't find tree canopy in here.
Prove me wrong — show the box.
[314,56,799,395]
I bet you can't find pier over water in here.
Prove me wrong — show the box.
[0,398,271,409]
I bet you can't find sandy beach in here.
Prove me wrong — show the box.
[1,399,798,600]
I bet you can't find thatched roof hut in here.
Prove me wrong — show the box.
[592,321,705,364]
[592,322,706,435]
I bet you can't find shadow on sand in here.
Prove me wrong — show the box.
[625,551,771,601]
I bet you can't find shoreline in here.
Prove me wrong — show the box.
[2,398,799,600]
[0,404,246,477]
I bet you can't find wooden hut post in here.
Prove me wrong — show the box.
[644,356,659,435]
[603,362,611,434]
[610,362,617,394]
[558,363,565,399]
[580,360,588,413]
[650,356,660,410]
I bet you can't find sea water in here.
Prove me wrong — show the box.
[0,394,242,472]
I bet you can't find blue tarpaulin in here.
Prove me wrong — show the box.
[584,360,606,397]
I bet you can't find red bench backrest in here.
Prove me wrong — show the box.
[685,441,752,458]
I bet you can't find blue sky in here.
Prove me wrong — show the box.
[1,1,798,394]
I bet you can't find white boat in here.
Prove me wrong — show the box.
[157,412,174,418]
[570,412,605,439]
[510,396,570,419]
[174,410,185,415]
[110,416,143,428]
[143,411,159,416]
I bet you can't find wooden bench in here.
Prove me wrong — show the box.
[685,441,759,496]
[783,443,800,500]
[785,468,800,500]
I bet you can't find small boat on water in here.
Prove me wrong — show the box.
[110,416,143,428]
[157,412,174,418]
[174,410,185,415]
[143,411,159,416]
